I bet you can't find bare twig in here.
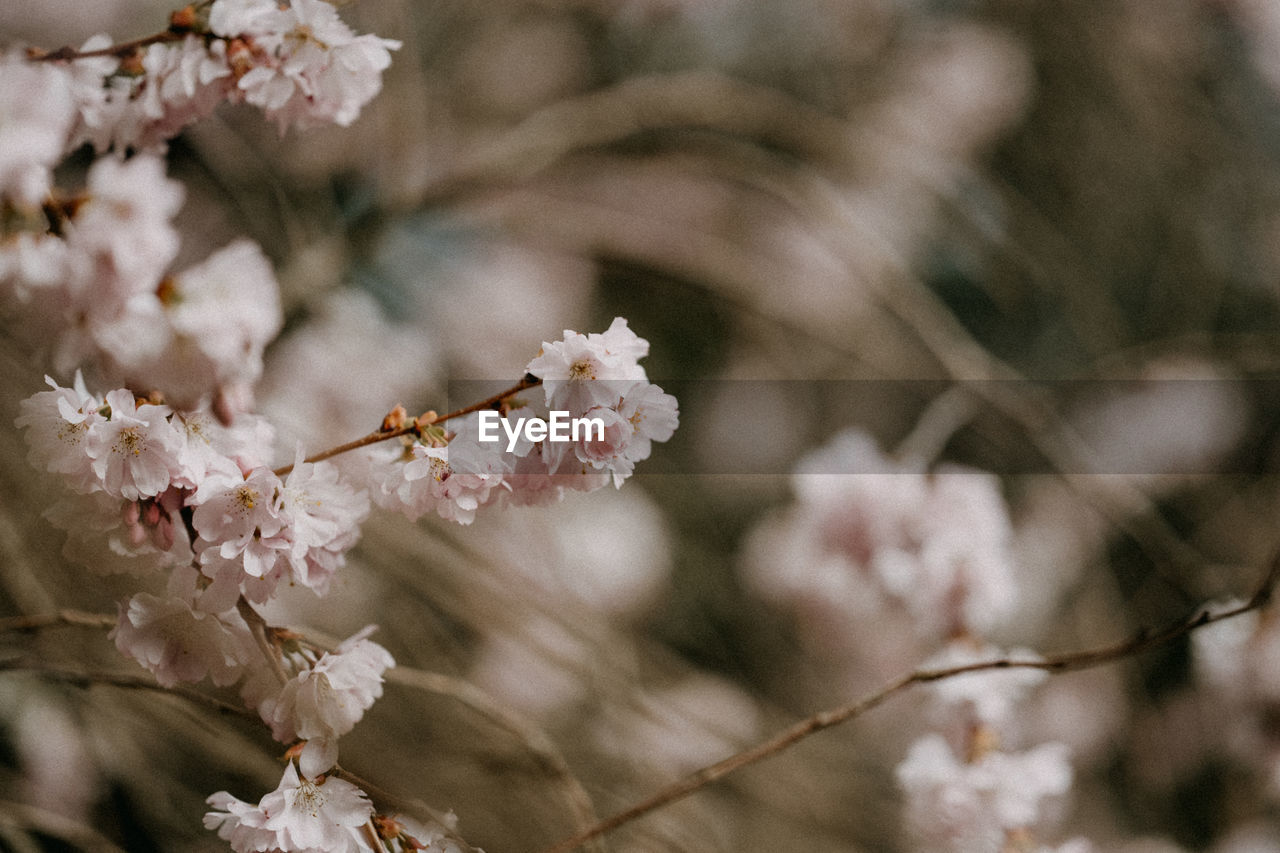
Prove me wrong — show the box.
[0,609,115,633]
[385,665,606,853]
[272,375,541,477]
[539,556,1280,853]
[0,799,129,853]
[0,658,258,720]
[236,597,290,686]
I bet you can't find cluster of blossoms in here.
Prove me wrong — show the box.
[1,0,398,409]
[1,153,281,409]
[4,0,399,158]
[1,6,679,850]
[369,317,679,524]
[745,429,1019,654]
[16,336,674,851]
[743,430,1086,850]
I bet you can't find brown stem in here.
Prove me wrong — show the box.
[538,554,1280,853]
[0,659,257,720]
[0,609,115,633]
[236,596,289,686]
[29,31,185,63]
[272,375,541,477]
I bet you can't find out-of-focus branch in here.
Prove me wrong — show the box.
[0,658,258,720]
[375,661,606,853]
[0,609,115,632]
[539,555,1280,853]
[0,799,129,853]
[413,71,860,209]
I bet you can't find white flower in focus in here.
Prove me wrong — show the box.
[87,389,185,500]
[589,315,650,361]
[191,466,290,578]
[616,381,679,465]
[204,762,372,853]
[527,318,649,416]
[374,428,506,525]
[111,567,255,687]
[15,373,104,493]
[545,404,635,488]
[224,0,401,131]
[0,53,75,207]
[255,628,394,769]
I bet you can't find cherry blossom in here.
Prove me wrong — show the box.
[281,451,371,595]
[14,372,104,493]
[254,627,394,775]
[0,52,76,207]
[110,567,256,688]
[191,466,291,579]
[88,389,185,501]
[896,733,1074,853]
[204,762,373,853]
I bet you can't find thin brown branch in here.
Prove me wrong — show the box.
[0,799,129,853]
[237,596,290,686]
[0,609,115,633]
[272,375,541,477]
[385,665,606,853]
[539,555,1280,853]
[0,659,257,720]
[29,31,183,63]
[333,765,479,850]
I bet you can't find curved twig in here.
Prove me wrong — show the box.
[538,555,1280,853]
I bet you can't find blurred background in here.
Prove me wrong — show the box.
[6,0,1280,850]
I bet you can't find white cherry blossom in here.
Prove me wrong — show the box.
[204,762,372,853]
[88,389,185,501]
[0,52,76,207]
[15,372,104,493]
[191,466,290,578]
[111,567,256,687]
[254,627,394,773]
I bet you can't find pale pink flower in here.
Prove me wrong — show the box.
[0,53,76,207]
[15,373,104,493]
[922,640,1048,733]
[110,567,255,687]
[128,239,283,407]
[281,451,370,595]
[191,466,291,578]
[87,389,185,501]
[0,230,71,304]
[45,489,192,575]
[204,762,372,853]
[70,154,182,301]
[543,405,635,488]
[374,426,507,525]
[896,734,1074,852]
[616,381,679,465]
[527,318,649,416]
[255,627,394,766]
[225,0,400,132]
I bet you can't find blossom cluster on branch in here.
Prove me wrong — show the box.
[0,2,678,850]
[745,430,1091,851]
